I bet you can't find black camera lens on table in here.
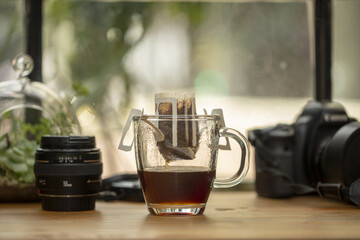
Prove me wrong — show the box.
[34,136,102,211]
[249,101,360,206]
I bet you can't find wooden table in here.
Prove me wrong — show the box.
[1,191,360,239]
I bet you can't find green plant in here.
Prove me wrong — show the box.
[0,113,73,184]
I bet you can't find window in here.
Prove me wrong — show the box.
[1,0,360,182]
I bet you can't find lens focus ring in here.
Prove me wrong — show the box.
[34,162,102,176]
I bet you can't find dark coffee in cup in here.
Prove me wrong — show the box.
[138,166,215,215]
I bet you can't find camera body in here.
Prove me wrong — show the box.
[292,101,353,186]
[249,101,360,202]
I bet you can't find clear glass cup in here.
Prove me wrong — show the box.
[133,115,250,216]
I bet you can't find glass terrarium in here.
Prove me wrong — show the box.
[0,54,80,202]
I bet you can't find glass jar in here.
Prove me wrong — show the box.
[0,54,80,202]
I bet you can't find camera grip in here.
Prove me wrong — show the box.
[213,128,250,188]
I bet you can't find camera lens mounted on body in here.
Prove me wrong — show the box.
[321,122,360,186]
[34,136,102,211]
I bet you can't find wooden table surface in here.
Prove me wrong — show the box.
[1,191,360,240]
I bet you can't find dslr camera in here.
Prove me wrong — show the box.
[249,101,360,205]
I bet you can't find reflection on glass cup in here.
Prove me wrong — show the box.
[133,115,250,216]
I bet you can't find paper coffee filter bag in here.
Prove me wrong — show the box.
[154,91,199,160]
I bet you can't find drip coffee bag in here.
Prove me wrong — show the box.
[155,92,199,160]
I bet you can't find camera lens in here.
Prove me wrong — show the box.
[320,122,360,186]
[34,136,102,211]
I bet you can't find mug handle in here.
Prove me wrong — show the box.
[213,128,250,188]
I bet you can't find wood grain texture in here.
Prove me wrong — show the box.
[1,191,360,240]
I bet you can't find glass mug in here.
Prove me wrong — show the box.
[133,115,250,216]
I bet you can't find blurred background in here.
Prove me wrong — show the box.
[1,0,360,182]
